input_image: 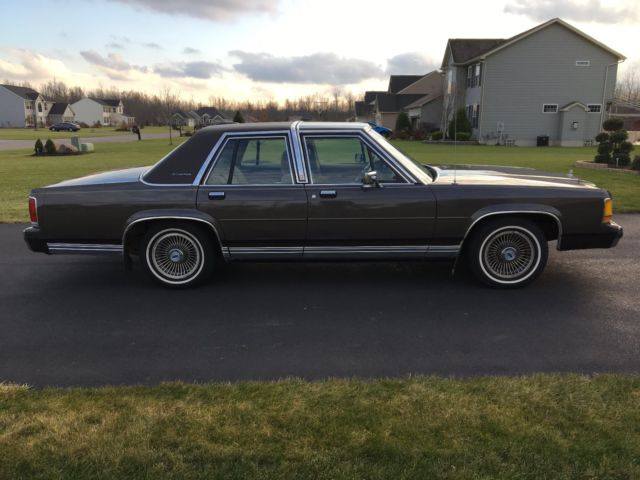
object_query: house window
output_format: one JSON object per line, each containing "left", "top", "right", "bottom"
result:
{"left": 474, "top": 64, "right": 482, "bottom": 87}
{"left": 587, "top": 104, "right": 602, "bottom": 113}
{"left": 466, "top": 66, "right": 473, "bottom": 88}
{"left": 37, "top": 103, "right": 42, "bottom": 112}
{"left": 472, "top": 104, "right": 480, "bottom": 129}
{"left": 576, "top": 60, "right": 591, "bottom": 67}
{"left": 543, "top": 104, "right": 558, "bottom": 113}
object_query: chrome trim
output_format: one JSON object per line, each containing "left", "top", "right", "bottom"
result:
{"left": 289, "top": 121, "right": 308, "bottom": 183}
{"left": 460, "top": 210, "right": 563, "bottom": 251}
{"left": 122, "top": 216, "right": 225, "bottom": 259}
{"left": 47, "top": 243, "right": 123, "bottom": 254}
{"left": 300, "top": 131, "right": 415, "bottom": 185}
{"left": 194, "top": 130, "right": 293, "bottom": 186}
{"left": 304, "top": 245, "right": 427, "bottom": 253}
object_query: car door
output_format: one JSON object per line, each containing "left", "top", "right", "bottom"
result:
{"left": 196, "top": 134, "right": 307, "bottom": 259}
{"left": 301, "top": 134, "right": 437, "bottom": 258}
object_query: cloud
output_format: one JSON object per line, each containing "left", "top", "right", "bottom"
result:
{"left": 183, "top": 47, "right": 201, "bottom": 55}
{"left": 143, "top": 42, "right": 162, "bottom": 49}
{"left": 386, "top": 52, "right": 438, "bottom": 75}
{"left": 106, "top": 0, "right": 279, "bottom": 21}
{"left": 154, "top": 61, "right": 225, "bottom": 79}
{"left": 230, "top": 51, "right": 384, "bottom": 85}
{"left": 0, "top": 49, "right": 71, "bottom": 81}
{"left": 106, "top": 42, "right": 124, "bottom": 49}
{"left": 504, "top": 0, "right": 640, "bottom": 23}
{"left": 80, "top": 50, "right": 148, "bottom": 80}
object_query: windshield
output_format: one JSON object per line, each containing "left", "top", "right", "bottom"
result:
{"left": 366, "top": 127, "right": 434, "bottom": 183}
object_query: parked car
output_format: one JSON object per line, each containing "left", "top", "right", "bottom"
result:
{"left": 367, "top": 122, "right": 392, "bottom": 137}
{"left": 49, "top": 122, "right": 80, "bottom": 132}
{"left": 24, "top": 122, "right": 622, "bottom": 288}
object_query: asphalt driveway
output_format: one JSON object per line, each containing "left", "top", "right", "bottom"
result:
{"left": 1, "top": 215, "right": 638, "bottom": 387}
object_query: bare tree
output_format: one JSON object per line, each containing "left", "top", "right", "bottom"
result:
{"left": 616, "top": 66, "right": 640, "bottom": 105}
{"left": 160, "top": 87, "right": 180, "bottom": 145}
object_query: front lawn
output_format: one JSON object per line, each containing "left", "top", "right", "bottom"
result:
{"left": 0, "top": 126, "right": 169, "bottom": 141}
{"left": 1, "top": 375, "right": 639, "bottom": 479}
{"left": 0, "top": 139, "right": 184, "bottom": 222}
{"left": 394, "top": 142, "right": 640, "bottom": 212}
{"left": 0, "top": 141, "right": 638, "bottom": 223}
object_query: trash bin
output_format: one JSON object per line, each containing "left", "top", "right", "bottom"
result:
{"left": 536, "top": 135, "right": 549, "bottom": 147}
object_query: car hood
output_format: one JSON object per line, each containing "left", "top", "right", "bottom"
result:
{"left": 46, "top": 167, "right": 148, "bottom": 188}
{"left": 430, "top": 164, "right": 598, "bottom": 189}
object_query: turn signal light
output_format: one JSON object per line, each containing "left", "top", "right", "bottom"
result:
{"left": 603, "top": 198, "right": 613, "bottom": 224}
{"left": 28, "top": 196, "right": 38, "bottom": 225}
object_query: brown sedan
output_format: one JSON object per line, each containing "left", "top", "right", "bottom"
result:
{"left": 24, "top": 122, "right": 622, "bottom": 288}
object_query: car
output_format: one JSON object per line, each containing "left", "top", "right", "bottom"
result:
{"left": 24, "top": 121, "right": 622, "bottom": 289}
{"left": 49, "top": 122, "right": 80, "bottom": 132}
{"left": 367, "top": 122, "right": 392, "bottom": 137}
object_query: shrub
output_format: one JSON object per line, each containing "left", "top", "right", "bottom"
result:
{"left": 44, "top": 139, "right": 57, "bottom": 155}
{"left": 611, "top": 154, "right": 631, "bottom": 167}
{"left": 395, "top": 112, "right": 412, "bottom": 134}
{"left": 631, "top": 155, "right": 640, "bottom": 171}
{"left": 609, "top": 130, "right": 628, "bottom": 144}
{"left": 619, "top": 141, "right": 634, "bottom": 154}
{"left": 456, "top": 132, "right": 472, "bottom": 141}
{"left": 114, "top": 122, "right": 130, "bottom": 132}
{"left": 34, "top": 139, "right": 44, "bottom": 155}
{"left": 78, "top": 122, "right": 90, "bottom": 128}
{"left": 595, "top": 132, "right": 609, "bottom": 143}
{"left": 233, "top": 110, "right": 245, "bottom": 123}
{"left": 594, "top": 154, "right": 610, "bottom": 164}
{"left": 431, "top": 131, "right": 444, "bottom": 141}
{"left": 92, "top": 121, "right": 102, "bottom": 128}
{"left": 448, "top": 108, "right": 472, "bottom": 139}
{"left": 603, "top": 118, "right": 624, "bottom": 131}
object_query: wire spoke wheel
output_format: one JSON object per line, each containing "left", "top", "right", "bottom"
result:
{"left": 148, "top": 230, "right": 203, "bottom": 283}
{"left": 481, "top": 228, "right": 537, "bottom": 281}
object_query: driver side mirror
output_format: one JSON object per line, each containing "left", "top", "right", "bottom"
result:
{"left": 362, "top": 170, "right": 382, "bottom": 189}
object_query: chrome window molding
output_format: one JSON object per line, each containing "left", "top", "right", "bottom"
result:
{"left": 290, "top": 121, "right": 308, "bottom": 183}
{"left": 194, "top": 131, "right": 295, "bottom": 186}
{"left": 300, "top": 132, "right": 414, "bottom": 185}
{"left": 460, "top": 211, "right": 563, "bottom": 250}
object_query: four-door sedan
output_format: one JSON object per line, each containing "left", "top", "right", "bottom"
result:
{"left": 49, "top": 122, "right": 80, "bottom": 132}
{"left": 24, "top": 122, "right": 622, "bottom": 288}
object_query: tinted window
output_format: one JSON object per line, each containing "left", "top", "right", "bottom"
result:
{"left": 304, "top": 137, "right": 405, "bottom": 184}
{"left": 205, "top": 137, "right": 292, "bottom": 185}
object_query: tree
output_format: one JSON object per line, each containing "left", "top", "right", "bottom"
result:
{"left": 395, "top": 112, "right": 411, "bottom": 133}
{"left": 595, "top": 117, "right": 634, "bottom": 166}
{"left": 233, "top": 110, "right": 245, "bottom": 123}
{"left": 448, "top": 108, "right": 472, "bottom": 139}
{"left": 160, "top": 87, "right": 179, "bottom": 145}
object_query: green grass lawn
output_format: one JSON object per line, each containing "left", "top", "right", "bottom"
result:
{"left": 0, "top": 138, "right": 184, "bottom": 222}
{"left": 0, "top": 140, "right": 637, "bottom": 223}
{"left": 394, "top": 142, "right": 640, "bottom": 213}
{"left": 0, "top": 126, "right": 169, "bottom": 141}
{"left": 1, "top": 375, "right": 639, "bottom": 479}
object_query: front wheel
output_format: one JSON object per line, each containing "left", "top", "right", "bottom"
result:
{"left": 466, "top": 218, "right": 548, "bottom": 288}
{"left": 140, "top": 223, "right": 215, "bottom": 288}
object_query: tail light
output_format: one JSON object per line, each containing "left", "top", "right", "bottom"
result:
{"left": 28, "top": 196, "right": 38, "bottom": 225}
{"left": 603, "top": 198, "right": 613, "bottom": 224}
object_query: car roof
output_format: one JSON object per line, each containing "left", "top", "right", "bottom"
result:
{"left": 196, "top": 121, "right": 368, "bottom": 136}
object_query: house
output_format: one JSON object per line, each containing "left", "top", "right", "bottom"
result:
{"left": 71, "top": 97, "right": 135, "bottom": 126}
{"left": 0, "top": 84, "right": 50, "bottom": 127}
{"left": 172, "top": 107, "right": 229, "bottom": 128}
{"left": 440, "top": 18, "right": 626, "bottom": 146}
{"left": 195, "top": 107, "right": 227, "bottom": 125}
{"left": 47, "top": 103, "right": 75, "bottom": 124}
{"left": 356, "top": 73, "right": 443, "bottom": 130}
{"left": 171, "top": 110, "right": 200, "bottom": 128}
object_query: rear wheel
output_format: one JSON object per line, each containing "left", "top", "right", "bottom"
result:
{"left": 140, "top": 223, "right": 215, "bottom": 288}
{"left": 467, "top": 218, "right": 548, "bottom": 288}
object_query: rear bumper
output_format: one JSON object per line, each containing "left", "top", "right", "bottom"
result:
{"left": 23, "top": 226, "right": 49, "bottom": 253}
{"left": 560, "top": 221, "right": 623, "bottom": 250}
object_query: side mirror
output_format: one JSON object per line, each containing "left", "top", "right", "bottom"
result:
{"left": 362, "top": 170, "right": 381, "bottom": 189}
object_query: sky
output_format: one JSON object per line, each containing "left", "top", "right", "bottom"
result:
{"left": 0, "top": 0, "right": 638, "bottom": 103}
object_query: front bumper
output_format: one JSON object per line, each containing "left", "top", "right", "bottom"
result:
{"left": 560, "top": 221, "right": 623, "bottom": 250}
{"left": 23, "top": 226, "right": 49, "bottom": 253}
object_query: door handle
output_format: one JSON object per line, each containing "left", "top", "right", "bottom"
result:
{"left": 208, "top": 191, "right": 226, "bottom": 200}
{"left": 319, "top": 190, "right": 337, "bottom": 199}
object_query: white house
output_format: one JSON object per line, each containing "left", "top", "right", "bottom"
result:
{"left": 71, "top": 97, "right": 135, "bottom": 126}
{"left": 0, "top": 84, "right": 50, "bottom": 128}
{"left": 47, "top": 103, "right": 76, "bottom": 124}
